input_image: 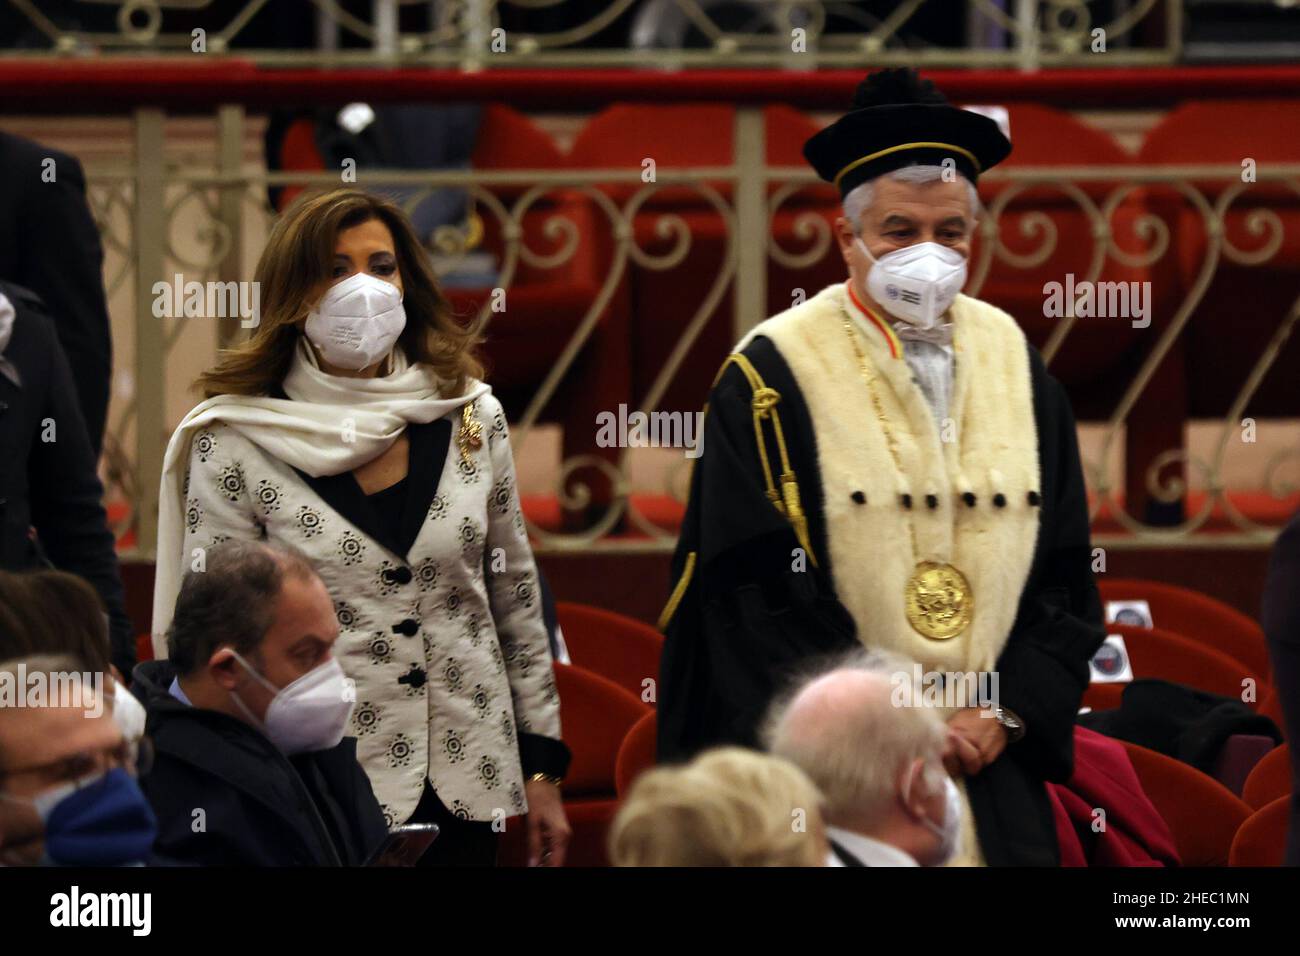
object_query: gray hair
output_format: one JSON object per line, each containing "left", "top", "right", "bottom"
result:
{"left": 843, "top": 164, "right": 981, "bottom": 235}
{"left": 166, "top": 540, "right": 321, "bottom": 675}
{"left": 762, "top": 647, "right": 948, "bottom": 825}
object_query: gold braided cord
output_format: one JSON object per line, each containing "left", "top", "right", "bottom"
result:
{"left": 703, "top": 353, "right": 819, "bottom": 566}
{"left": 657, "top": 550, "right": 697, "bottom": 632}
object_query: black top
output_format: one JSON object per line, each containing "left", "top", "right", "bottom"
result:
{"left": 270, "top": 380, "right": 450, "bottom": 563}
{"left": 366, "top": 475, "right": 411, "bottom": 555}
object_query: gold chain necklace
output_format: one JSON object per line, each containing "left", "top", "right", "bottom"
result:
{"left": 841, "top": 309, "right": 973, "bottom": 642}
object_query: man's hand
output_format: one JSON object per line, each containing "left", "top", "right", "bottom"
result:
{"left": 943, "top": 708, "right": 1009, "bottom": 777}
{"left": 524, "top": 779, "right": 571, "bottom": 867}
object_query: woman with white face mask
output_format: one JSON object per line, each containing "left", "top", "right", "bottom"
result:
{"left": 152, "top": 189, "right": 571, "bottom": 866}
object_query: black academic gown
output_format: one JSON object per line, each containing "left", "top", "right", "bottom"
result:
{"left": 657, "top": 334, "right": 1105, "bottom": 867}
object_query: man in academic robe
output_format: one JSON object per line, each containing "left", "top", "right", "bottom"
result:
{"left": 657, "top": 69, "right": 1106, "bottom": 866}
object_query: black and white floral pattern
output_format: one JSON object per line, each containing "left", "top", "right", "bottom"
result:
{"left": 337, "top": 530, "right": 366, "bottom": 566}
{"left": 216, "top": 464, "right": 245, "bottom": 502}
{"left": 254, "top": 479, "right": 283, "bottom": 516}
{"left": 194, "top": 429, "right": 217, "bottom": 462}
{"left": 185, "top": 498, "right": 203, "bottom": 534}
{"left": 296, "top": 505, "right": 324, "bottom": 538}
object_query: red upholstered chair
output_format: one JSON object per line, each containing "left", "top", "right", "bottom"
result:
{"left": 968, "top": 104, "right": 1169, "bottom": 518}
{"left": 615, "top": 710, "right": 658, "bottom": 799}
{"left": 1101, "top": 624, "right": 1266, "bottom": 706}
{"left": 1098, "top": 578, "right": 1271, "bottom": 679}
{"left": 1242, "top": 744, "right": 1292, "bottom": 810}
{"left": 1121, "top": 740, "right": 1251, "bottom": 866}
{"left": 455, "top": 106, "right": 632, "bottom": 524}
{"left": 567, "top": 104, "right": 844, "bottom": 422}
{"left": 274, "top": 117, "right": 327, "bottom": 212}
{"left": 1138, "top": 102, "right": 1300, "bottom": 443}
{"left": 1229, "top": 795, "right": 1291, "bottom": 867}
{"left": 498, "top": 663, "right": 649, "bottom": 867}
{"left": 555, "top": 601, "right": 663, "bottom": 702}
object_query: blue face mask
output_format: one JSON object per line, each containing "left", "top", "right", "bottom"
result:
{"left": 2, "top": 768, "right": 158, "bottom": 866}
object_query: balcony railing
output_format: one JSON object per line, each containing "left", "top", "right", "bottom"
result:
{"left": 72, "top": 105, "right": 1300, "bottom": 557}
{"left": 3, "top": 0, "right": 1181, "bottom": 70}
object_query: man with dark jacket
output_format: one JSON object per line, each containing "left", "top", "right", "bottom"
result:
{"left": 0, "top": 280, "right": 134, "bottom": 674}
{"left": 0, "top": 131, "right": 112, "bottom": 453}
{"left": 133, "top": 539, "right": 388, "bottom": 866}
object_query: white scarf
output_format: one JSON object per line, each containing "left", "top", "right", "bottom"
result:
{"left": 151, "top": 337, "right": 489, "bottom": 646}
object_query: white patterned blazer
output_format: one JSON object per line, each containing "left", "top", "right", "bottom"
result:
{"left": 177, "top": 391, "right": 566, "bottom": 826}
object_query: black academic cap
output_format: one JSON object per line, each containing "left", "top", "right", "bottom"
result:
{"left": 803, "top": 68, "right": 1012, "bottom": 197}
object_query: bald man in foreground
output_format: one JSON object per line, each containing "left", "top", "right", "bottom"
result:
{"left": 763, "top": 652, "right": 961, "bottom": 867}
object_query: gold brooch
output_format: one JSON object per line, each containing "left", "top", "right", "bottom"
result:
{"left": 904, "top": 561, "right": 973, "bottom": 640}
{"left": 458, "top": 401, "right": 483, "bottom": 464}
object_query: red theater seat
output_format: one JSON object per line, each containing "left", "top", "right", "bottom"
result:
{"left": 969, "top": 104, "right": 1173, "bottom": 518}
{"left": 498, "top": 663, "right": 648, "bottom": 867}
{"left": 555, "top": 601, "right": 663, "bottom": 702}
{"left": 1105, "top": 624, "right": 1266, "bottom": 705}
{"left": 615, "top": 710, "right": 658, "bottom": 799}
{"left": 1098, "top": 578, "right": 1271, "bottom": 679}
{"left": 567, "top": 104, "right": 843, "bottom": 421}
{"left": 1121, "top": 740, "right": 1251, "bottom": 866}
{"left": 1138, "top": 101, "right": 1300, "bottom": 424}
{"left": 1242, "top": 744, "right": 1291, "bottom": 810}
{"left": 1229, "top": 795, "right": 1290, "bottom": 867}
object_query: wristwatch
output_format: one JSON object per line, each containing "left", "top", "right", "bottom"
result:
{"left": 527, "top": 772, "right": 563, "bottom": 788}
{"left": 993, "top": 706, "right": 1026, "bottom": 743}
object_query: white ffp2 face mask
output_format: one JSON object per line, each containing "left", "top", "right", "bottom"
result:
{"left": 904, "top": 763, "right": 964, "bottom": 866}
{"left": 305, "top": 271, "right": 406, "bottom": 371}
{"left": 858, "top": 239, "right": 967, "bottom": 330}
{"left": 229, "top": 653, "right": 355, "bottom": 755}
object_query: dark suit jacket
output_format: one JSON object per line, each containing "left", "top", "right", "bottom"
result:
{"left": 1262, "top": 507, "right": 1300, "bottom": 866}
{"left": 0, "top": 132, "right": 111, "bottom": 454}
{"left": 0, "top": 280, "right": 134, "bottom": 672}
{"left": 133, "top": 660, "right": 389, "bottom": 867}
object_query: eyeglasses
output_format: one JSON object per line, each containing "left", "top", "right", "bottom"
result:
{"left": 0, "top": 735, "right": 155, "bottom": 785}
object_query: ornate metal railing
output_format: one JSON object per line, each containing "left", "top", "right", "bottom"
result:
{"left": 3, "top": 0, "right": 1181, "bottom": 69}
{"left": 74, "top": 106, "right": 1300, "bottom": 557}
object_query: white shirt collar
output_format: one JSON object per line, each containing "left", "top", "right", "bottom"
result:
{"left": 825, "top": 825, "right": 919, "bottom": 867}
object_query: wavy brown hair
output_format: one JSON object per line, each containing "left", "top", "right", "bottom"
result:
{"left": 196, "top": 188, "right": 482, "bottom": 398}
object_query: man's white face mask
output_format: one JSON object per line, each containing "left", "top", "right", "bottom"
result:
{"left": 903, "top": 761, "right": 963, "bottom": 866}
{"left": 857, "top": 238, "right": 967, "bottom": 330}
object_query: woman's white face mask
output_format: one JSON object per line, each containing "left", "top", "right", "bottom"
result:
{"left": 857, "top": 239, "right": 967, "bottom": 329}
{"left": 305, "top": 271, "right": 406, "bottom": 371}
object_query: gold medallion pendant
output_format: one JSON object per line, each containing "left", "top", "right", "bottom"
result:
{"left": 904, "top": 561, "right": 974, "bottom": 640}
